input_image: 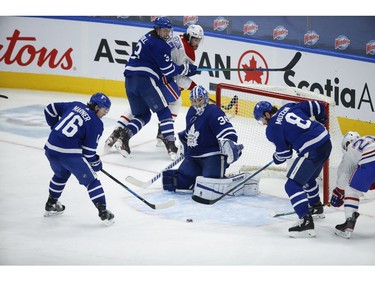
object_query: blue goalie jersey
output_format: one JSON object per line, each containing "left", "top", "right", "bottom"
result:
{"left": 266, "top": 101, "right": 330, "bottom": 164}
{"left": 182, "top": 104, "right": 238, "bottom": 158}
{"left": 44, "top": 101, "right": 103, "bottom": 162}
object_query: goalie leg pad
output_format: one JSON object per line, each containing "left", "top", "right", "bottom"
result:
{"left": 193, "top": 174, "right": 259, "bottom": 201}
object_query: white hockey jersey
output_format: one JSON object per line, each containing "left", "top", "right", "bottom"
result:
{"left": 168, "top": 34, "right": 196, "bottom": 90}
{"left": 336, "top": 135, "right": 375, "bottom": 188}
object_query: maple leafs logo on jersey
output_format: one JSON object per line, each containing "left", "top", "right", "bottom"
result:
{"left": 187, "top": 124, "right": 199, "bottom": 148}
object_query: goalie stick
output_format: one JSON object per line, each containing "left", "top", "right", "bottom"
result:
{"left": 197, "top": 52, "right": 301, "bottom": 72}
{"left": 101, "top": 169, "right": 175, "bottom": 210}
{"left": 192, "top": 160, "right": 273, "bottom": 205}
{"left": 125, "top": 154, "right": 184, "bottom": 188}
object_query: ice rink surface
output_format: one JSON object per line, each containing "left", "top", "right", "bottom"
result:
{"left": 0, "top": 88, "right": 374, "bottom": 279}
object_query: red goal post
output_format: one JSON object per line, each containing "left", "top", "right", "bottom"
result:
{"left": 216, "top": 83, "right": 343, "bottom": 204}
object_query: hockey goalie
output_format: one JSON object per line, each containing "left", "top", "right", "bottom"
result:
{"left": 161, "top": 85, "right": 260, "bottom": 201}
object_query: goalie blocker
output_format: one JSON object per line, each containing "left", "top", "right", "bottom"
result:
{"left": 193, "top": 173, "right": 259, "bottom": 201}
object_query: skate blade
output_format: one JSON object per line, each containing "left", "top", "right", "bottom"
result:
{"left": 156, "top": 139, "right": 165, "bottom": 147}
{"left": 312, "top": 213, "right": 326, "bottom": 219}
{"left": 289, "top": 229, "right": 316, "bottom": 238}
{"left": 44, "top": 210, "right": 64, "bottom": 217}
{"left": 114, "top": 141, "right": 130, "bottom": 158}
{"left": 168, "top": 152, "right": 178, "bottom": 161}
{"left": 103, "top": 218, "right": 115, "bottom": 226}
{"left": 335, "top": 229, "right": 352, "bottom": 239}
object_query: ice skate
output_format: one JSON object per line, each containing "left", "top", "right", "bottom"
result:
{"left": 288, "top": 214, "right": 316, "bottom": 238}
{"left": 309, "top": 202, "right": 325, "bottom": 219}
{"left": 44, "top": 196, "right": 65, "bottom": 217}
{"left": 165, "top": 140, "right": 178, "bottom": 160}
{"left": 335, "top": 212, "right": 360, "bottom": 239}
{"left": 95, "top": 202, "right": 115, "bottom": 226}
{"left": 156, "top": 123, "right": 166, "bottom": 147}
{"left": 114, "top": 127, "right": 131, "bottom": 157}
{"left": 104, "top": 127, "right": 124, "bottom": 151}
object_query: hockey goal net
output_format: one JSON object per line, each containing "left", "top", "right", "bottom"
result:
{"left": 216, "top": 83, "right": 343, "bottom": 204}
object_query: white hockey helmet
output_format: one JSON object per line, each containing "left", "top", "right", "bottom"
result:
{"left": 186, "top": 24, "right": 204, "bottom": 42}
{"left": 341, "top": 131, "right": 360, "bottom": 151}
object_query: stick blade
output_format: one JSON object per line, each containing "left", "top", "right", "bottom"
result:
{"left": 153, "top": 199, "right": 176, "bottom": 210}
{"left": 125, "top": 176, "right": 149, "bottom": 188}
{"left": 191, "top": 195, "right": 214, "bottom": 205}
{"left": 284, "top": 51, "right": 302, "bottom": 70}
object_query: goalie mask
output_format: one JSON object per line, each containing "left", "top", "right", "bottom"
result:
{"left": 341, "top": 131, "right": 360, "bottom": 151}
{"left": 153, "top": 17, "right": 173, "bottom": 41}
{"left": 190, "top": 85, "right": 209, "bottom": 116}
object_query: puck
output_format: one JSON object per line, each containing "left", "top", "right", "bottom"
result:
{"left": 186, "top": 218, "right": 193, "bottom": 223}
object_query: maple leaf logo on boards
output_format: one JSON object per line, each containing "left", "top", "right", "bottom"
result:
{"left": 237, "top": 50, "right": 269, "bottom": 85}
{"left": 242, "top": 56, "right": 263, "bottom": 84}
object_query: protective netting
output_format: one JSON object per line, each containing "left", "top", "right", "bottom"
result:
{"left": 216, "top": 83, "right": 343, "bottom": 203}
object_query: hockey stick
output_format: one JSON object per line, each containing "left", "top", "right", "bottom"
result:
{"left": 0, "top": 94, "right": 9, "bottom": 99}
{"left": 197, "top": 52, "right": 301, "bottom": 72}
{"left": 192, "top": 160, "right": 274, "bottom": 205}
{"left": 101, "top": 168, "right": 175, "bottom": 210}
{"left": 272, "top": 202, "right": 330, "bottom": 217}
{"left": 125, "top": 154, "right": 184, "bottom": 188}
{"left": 209, "top": 95, "right": 239, "bottom": 110}
{"left": 221, "top": 95, "right": 238, "bottom": 110}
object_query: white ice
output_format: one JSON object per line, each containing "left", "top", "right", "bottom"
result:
{"left": 0, "top": 88, "right": 374, "bottom": 279}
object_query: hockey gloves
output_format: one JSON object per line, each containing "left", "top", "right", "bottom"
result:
{"left": 181, "top": 63, "right": 198, "bottom": 77}
{"left": 89, "top": 154, "right": 102, "bottom": 172}
{"left": 330, "top": 187, "right": 345, "bottom": 207}
{"left": 219, "top": 139, "right": 244, "bottom": 164}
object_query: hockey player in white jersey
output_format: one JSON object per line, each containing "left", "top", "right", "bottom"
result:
{"left": 104, "top": 24, "right": 204, "bottom": 159}
{"left": 330, "top": 132, "right": 375, "bottom": 238}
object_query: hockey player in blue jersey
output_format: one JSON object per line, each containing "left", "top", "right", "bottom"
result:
{"left": 105, "top": 17, "right": 197, "bottom": 161}
{"left": 162, "top": 85, "right": 244, "bottom": 192}
{"left": 44, "top": 93, "right": 114, "bottom": 225}
{"left": 254, "top": 100, "right": 332, "bottom": 238}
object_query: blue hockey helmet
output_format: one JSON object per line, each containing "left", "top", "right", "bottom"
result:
{"left": 88, "top": 92, "right": 111, "bottom": 112}
{"left": 190, "top": 85, "right": 209, "bottom": 116}
{"left": 153, "top": 17, "right": 172, "bottom": 41}
{"left": 253, "top": 101, "right": 272, "bottom": 121}
{"left": 153, "top": 17, "right": 172, "bottom": 29}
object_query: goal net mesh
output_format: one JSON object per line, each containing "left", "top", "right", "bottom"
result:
{"left": 216, "top": 83, "right": 343, "bottom": 203}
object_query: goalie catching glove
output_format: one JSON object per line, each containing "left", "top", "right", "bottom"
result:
{"left": 193, "top": 173, "right": 259, "bottom": 201}
{"left": 218, "top": 139, "right": 244, "bottom": 164}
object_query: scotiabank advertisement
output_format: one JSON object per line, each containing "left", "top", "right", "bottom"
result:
{"left": 1, "top": 16, "right": 374, "bottom": 125}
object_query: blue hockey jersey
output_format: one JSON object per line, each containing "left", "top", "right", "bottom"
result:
{"left": 181, "top": 104, "right": 238, "bottom": 158}
{"left": 44, "top": 101, "right": 103, "bottom": 162}
{"left": 266, "top": 100, "right": 330, "bottom": 164}
{"left": 124, "top": 31, "right": 184, "bottom": 83}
